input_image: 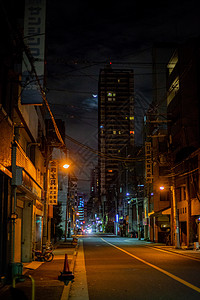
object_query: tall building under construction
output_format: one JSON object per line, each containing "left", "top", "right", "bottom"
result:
{"left": 98, "top": 65, "right": 134, "bottom": 224}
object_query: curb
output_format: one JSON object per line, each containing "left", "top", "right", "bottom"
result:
{"left": 60, "top": 242, "right": 79, "bottom": 300}
{"left": 147, "top": 244, "right": 200, "bottom": 261}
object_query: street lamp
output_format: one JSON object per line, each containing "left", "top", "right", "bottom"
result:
{"left": 63, "top": 163, "right": 70, "bottom": 169}
{"left": 61, "top": 162, "right": 72, "bottom": 241}
{"left": 159, "top": 184, "right": 180, "bottom": 248}
{"left": 61, "top": 162, "right": 71, "bottom": 236}
{"left": 46, "top": 158, "right": 71, "bottom": 244}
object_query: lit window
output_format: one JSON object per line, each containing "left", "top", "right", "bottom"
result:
{"left": 107, "top": 92, "right": 112, "bottom": 96}
{"left": 130, "top": 131, "right": 135, "bottom": 134}
{"left": 113, "top": 130, "right": 116, "bottom": 134}
{"left": 167, "top": 77, "right": 179, "bottom": 106}
{"left": 130, "top": 116, "right": 134, "bottom": 120}
{"left": 167, "top": 51, "right": 178, "bottom": 75}
{"left": 108, "top": 170, "right": 113, "bottom": 173}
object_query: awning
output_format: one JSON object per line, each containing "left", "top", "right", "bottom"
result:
{"left": 162, "top": 208, "right": 171, "bottom": 215}
{"left": 148, "top": 207, "right": 171, "bottom": 217}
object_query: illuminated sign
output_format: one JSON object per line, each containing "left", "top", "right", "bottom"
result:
{"left": 48, "top": 160, "right": 58, "bottom": 205}
{"left": 145, "top": 142, "right": 153, "bottom": 183}
{"left": 115, "top": 214, "right": 119, "bottom": 223}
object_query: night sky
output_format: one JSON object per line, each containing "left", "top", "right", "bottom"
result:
{"left": 45, "top": 0, "right": 200, "bottom": 196}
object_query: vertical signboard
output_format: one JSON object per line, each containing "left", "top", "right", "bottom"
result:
{"left": 49, "top": 160, "right": 58, "bottom": 205}
{"left": 21, "top": 0, "right": 46, "bottom": 105}
{"left": 145, "top": 142, "right": 153, "bottom": 183}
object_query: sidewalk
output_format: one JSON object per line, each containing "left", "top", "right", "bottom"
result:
{"left": 0, "top": 238, "right": 78, "bottom": 300}
{"left": 146, "top": 241, "right": 200, "bottom": 260}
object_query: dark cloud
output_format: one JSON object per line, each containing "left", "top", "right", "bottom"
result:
{"left": 47, "top": 0, "right": 199, "bottom": 59}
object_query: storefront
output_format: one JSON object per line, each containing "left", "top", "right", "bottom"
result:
{"left": 16, "top": 169, "right": 43, "bottom": 262}
{"left": 149, "top": 209, "right": 171, "bottom": 243}
{"left": 35, "top": 201, "right": 43, "bottom": 250}
{"left": 191, "top": 198, "right": 200, "bottom": 245}
{"left": 0, "top": 166, "right": 12, "bottom": 277}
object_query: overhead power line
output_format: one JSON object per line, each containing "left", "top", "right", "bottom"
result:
{"left": 65, "top": 134, "right": 145, "bottom": 162}
{"left": 0, "top": 1, "right": 67, "bottom": 154}
{"left": 11, "top": 26, "right": 145, "bottom": 163}
{"left": 19, "top": 40, "right": 145, "bottom": 162}
{"left": 19, "top": 38, "right": 67, "bottom": 153}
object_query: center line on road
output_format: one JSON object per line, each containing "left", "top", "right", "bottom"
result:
{"left": 101, "top": 238, "right": 200, "bottom": 294}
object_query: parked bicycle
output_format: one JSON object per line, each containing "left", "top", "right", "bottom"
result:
{"left": 32, "top": 248, "right": 54, "bottom": 262}
{"left": 44, "top": 241, "right": 54, "bottom": 251}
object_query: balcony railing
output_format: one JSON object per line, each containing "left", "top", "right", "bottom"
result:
{"left": 16, "top": 141, "right": 42, "bottom": 188}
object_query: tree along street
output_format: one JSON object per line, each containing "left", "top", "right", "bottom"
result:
{"left": 69, "top": 235, "right": 200, "bottom": 300}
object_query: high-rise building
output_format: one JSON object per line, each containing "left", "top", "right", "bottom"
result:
{"left": 98, "top": 65, "right": 134, "bottom": 225}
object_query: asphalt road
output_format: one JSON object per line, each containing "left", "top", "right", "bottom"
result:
{"left": 69, "top": 235, "right": 200, "bottom": 300}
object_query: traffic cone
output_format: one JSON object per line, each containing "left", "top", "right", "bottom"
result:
{"left": 63, "top": 254, "right": 70, "bottom": 272}
{"left": 58, "top": 254, "right": 74, "bottom": 281}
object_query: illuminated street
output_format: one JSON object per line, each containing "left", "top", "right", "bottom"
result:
{"left": 69, "top": 235, "right": 200, "bottom": 300}
{"left": 2, "top": 2, "right": 200, "bottom": 297}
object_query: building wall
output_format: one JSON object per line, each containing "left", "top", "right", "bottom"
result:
{"left": 167, "top": 39, "right": 200, "bottom": 161}
{"left": 165, "top": 39, "right": 200, "bottom": 246}
{"left": 0, "top": 173, "right": 11, "bottom": 276}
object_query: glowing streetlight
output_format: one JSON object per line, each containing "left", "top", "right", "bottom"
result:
{"left": 160, "top": 186, "right": 165, "bottom": 190}
{"left": 63, "top": 163, "right": 70, "bottom": 169}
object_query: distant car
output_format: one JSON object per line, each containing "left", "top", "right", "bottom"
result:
{"left": 86, "top": 228, "right": 92, "bottom": 234}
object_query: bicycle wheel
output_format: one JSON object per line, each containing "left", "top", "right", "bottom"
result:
{"left": 44, "top": 252, "right": 54, "bottom": 262}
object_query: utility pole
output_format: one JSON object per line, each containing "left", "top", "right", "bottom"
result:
{"left": 64, "top": 150, "right": 70, "bottom": 240}
{"left": 43, "top": 145, "right": 51, "bottom": 245}
{"left": 64, "top": 192, "right": 71, "bottom": 240}
{"left": 114, "top": 187, "right": 118, "bottom": 236}
{"left": 186, "top": 176, "right": 191, "bottom": 248}
{"left": 171, "top": 179, "right": 180, "bottom": 248}
{"left": 11, "top": 139, "right": 17, "bottom": 263}
{"left": 136, "top": 198, "right": 141, "bottom": 240}
{"left": 10, "top": 127, "right": 23, "bottom": 277}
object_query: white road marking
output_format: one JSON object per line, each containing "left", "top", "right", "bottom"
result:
{"left": 68, "top": 239, "right": 89, "bottom": 300}
{"left": 101, "top": 238, "right": 200, "bottom": 294}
